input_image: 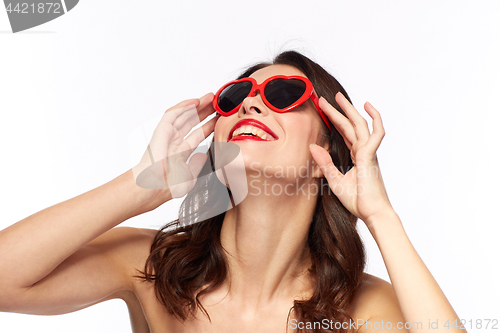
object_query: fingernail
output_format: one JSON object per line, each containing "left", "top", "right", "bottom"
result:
{"left": 309, "top": 143, "right": 317, "bottom": 148}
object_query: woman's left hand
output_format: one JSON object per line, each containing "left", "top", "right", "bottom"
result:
{"left": 309, "top": 92, "right": 394, "bottom": 227}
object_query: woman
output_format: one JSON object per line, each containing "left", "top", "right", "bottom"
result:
{"left": 0, "top": 51, "right": 464, "bottom": 332}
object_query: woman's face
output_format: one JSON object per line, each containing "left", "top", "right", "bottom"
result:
{"left": 214, "top": 64, "right": 327, "bottom": 183}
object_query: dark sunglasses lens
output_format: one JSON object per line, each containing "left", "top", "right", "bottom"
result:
{"left": 264, "top": 79, "right": 307, "bottom": 109}
{"left": 218, "top": 81, "right": 253, "bottom": 113}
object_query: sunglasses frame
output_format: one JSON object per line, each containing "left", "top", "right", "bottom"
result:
{"left": 212, "top": 75, "right": 331, "bottom": 131}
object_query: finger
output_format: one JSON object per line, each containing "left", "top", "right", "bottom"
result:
{"left": 176, "top": 94, "right": 217, "bottom": 138}
{"left": 198, "top": 92, "right": 215, "bottom": 112}
{"left": 309, "top": 143, "right": 344, "bottom": 191}
{"left": 188, "top": 152, "right": 208, "bottom": 178}
{"left": 319, "top": 97, "right": 355, "bottom": 149}
{"left": 163, "top": 92, "right": 213, "bottom": 125}
{"left": 163, "top": 98, "right": 201, "bottom": 123}
{"left": 184, "top": 114, "right": 218, "bottom": 150}
{"left": 335, "top": 92, "right": 370, "bottom": 142}
{"left": 175, "top": 105, "right": 202, "bottom": 138}
{"left": 363, "top": 101, "right": 385, "bottom": 154}
{"left": 191, "top": 92, "right": 217, "bottom": 123}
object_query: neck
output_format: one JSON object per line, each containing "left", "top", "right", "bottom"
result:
{"left": 216, "top": 176, "right": 319, "bottom": 312}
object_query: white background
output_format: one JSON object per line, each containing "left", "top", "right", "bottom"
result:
{"left": 1, "top": 1, "right": 499, "bottom": 332}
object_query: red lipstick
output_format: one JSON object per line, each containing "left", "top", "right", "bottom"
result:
{"left": 227, "top": 119, "right": 279, "bottom": 142}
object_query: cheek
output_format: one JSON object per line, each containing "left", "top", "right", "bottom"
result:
{"left": 284, "top": 113, "right": 318, "bottom": 141}
{"left": 282, "top": 115, "right": 323, "bottom": 165}
{"left": 214, "top": 117, "right": 230, "bottom": 142}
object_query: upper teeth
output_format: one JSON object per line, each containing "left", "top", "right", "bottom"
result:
{"left": 232, "top": 125, "right": 270, "bottom": 140}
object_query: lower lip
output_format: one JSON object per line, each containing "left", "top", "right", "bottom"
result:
{"left": 229, "top": 135, "right": 268, "bottom": 142}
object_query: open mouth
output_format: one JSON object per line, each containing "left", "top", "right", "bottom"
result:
{"left": 228, "top": 119, "right": 278, "bottom": 142}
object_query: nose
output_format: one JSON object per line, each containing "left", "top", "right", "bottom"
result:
{"left": 238, "top": 90, "right": 270, "bottom": 117}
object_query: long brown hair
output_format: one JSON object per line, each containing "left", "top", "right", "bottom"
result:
{"left": 138, "top": 50, "right": 365, "bottom": 332}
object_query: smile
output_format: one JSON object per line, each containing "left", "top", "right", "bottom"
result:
{"left": 228, "top": 119, "right": 278, "bottom": 142}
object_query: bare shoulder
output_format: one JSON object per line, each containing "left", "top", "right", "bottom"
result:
{"left": 350, "top": 273, "right": 398, "bottom": 315}
{"left": 87, "top": 227, "right": 157, "bottom": 276}
{"left": 349, "top": 273, "right": 407, "bottom": 331}
{"left": 87, "top": 227, "right": 156, "bottom": 333}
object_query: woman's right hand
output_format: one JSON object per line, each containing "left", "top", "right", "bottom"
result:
{"left": 133, "top": 92, "right": 218, "bottom": 200}
{"left": 0, "top": 95, "right": 218, "bottom": 318}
